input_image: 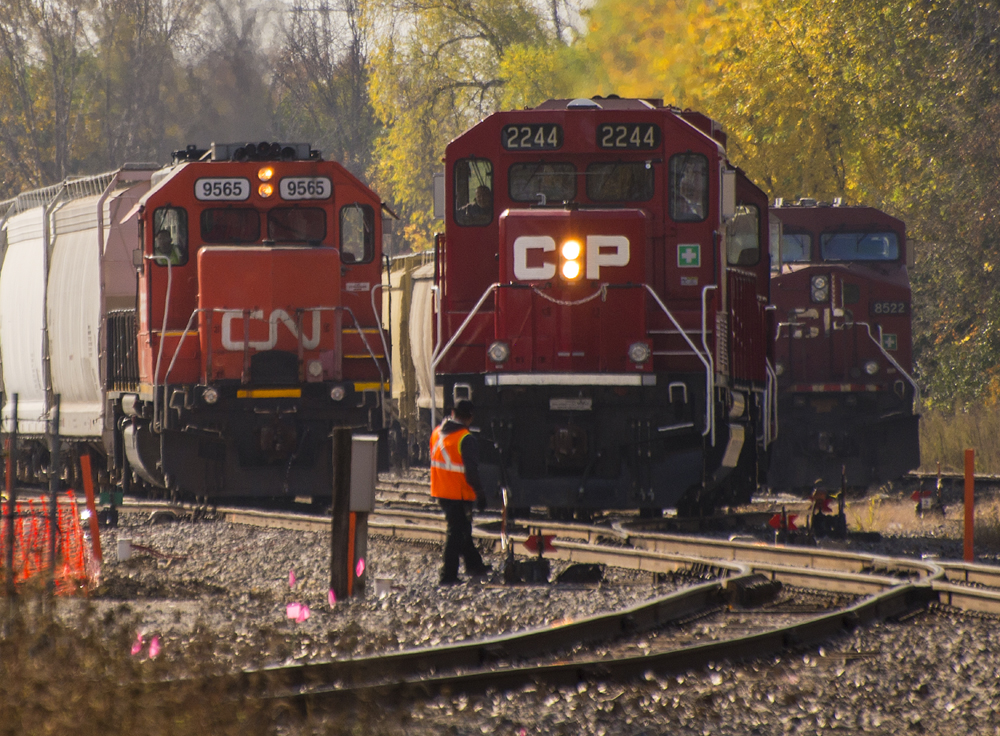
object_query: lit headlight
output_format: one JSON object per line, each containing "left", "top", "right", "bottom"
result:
{"left": 257, "top": 166, "right": 274, "bottom": 181}
{"left": 202, "top": 386, "right": 219, "bottom": 405}
{"left": 774, "top": 362, "right": 785, "bottom": 376}
{"left": 307, "top": 360, "right": 323, "bottom": 378}
{"left": 864, "top": 360, "right": 879, "bottom": 375}
{"left": 560, "top": 239, "right": 583, "bottom": 281}
{"left": 810, "top": 274, "right": 829, "bottom": 303}
{"left": 628, "top": 341, "right": 651, "bottom": 364}
{"left": 330, "top": 385, "right": 346, "bottom": 401}
{"left": 258, "top": 182, "right": 274, "bottom": 198}
{"left": 488, "top": 341, "right": 510, "bottom": 364}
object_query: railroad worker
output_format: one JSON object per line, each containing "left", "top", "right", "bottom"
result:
{"left": 430, "top": 399, "right": 492, "bottom": 585}
{"left": 153, "top": 229, "right": 185, "bottom": 266}
{"left": 459, "top": 185, "right": 492, "bottom": 225}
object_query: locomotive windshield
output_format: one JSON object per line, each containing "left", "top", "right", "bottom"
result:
{"left": 781, "top": 232, "right": 812, "bottom": 263}
{"left": 201, "top": 208, "right": 261, "bottom": 243}
{"left": 508, "top": 162, "right": 576, "bottom": 203}
{"left": 668, "top": 153, "right": 708, "bottom": 221}
{"left": 821, "top": 231, "right": 899, "bottom": 261}
{"left": 454, "top": 158, "right": 493, "bottom": 226}
{"left": 268, "top": 207, "right": 325, "bottom": 243}
{"left": 726, "top": 204, "right": 760, "bottom": 266}
{"left": 586, "top": 161, "right": 654, "bottom": 202}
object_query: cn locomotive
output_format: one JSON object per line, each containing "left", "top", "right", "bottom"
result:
{"left": 767, "top": 198, "right": 920, "bottom": 493}
{"left": 429, "top": 97, "right": 776, "bottom": 516}
{"left": 0, "top": 142, "right": 387, "bottom": 502}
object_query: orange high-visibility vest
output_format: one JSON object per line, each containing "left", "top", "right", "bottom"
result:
{"left": 430, "top": 425, "right": 476, "bottom": 501}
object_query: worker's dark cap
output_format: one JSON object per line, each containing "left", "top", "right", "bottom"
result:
{"left": 453, "top": 400, "right": 474, "bottom": 419}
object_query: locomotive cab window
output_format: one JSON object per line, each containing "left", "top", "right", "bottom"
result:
{"left": 586, "top": 161, "right": 654, "bottom": 202}
{"left": 508, "top": 162, "right": 576, "bottom": 203}
{"left": 668, "top": 153, "right": 708, "bottom": 222}
{"left": 821, "top": 231, "right": 899, "bottom": 261}
{"left": 268, "top": 207, "right": 325, "bottom": 244}
{"left": 726, "top": 204, "right": 760, "bottom": 266}
{"left": 454, "top": 158, "right": 493, "bottom": 226}
{"left": 339, "top": 203, "right": 375, "bottom": 263}
{"left": 152, "top": 207, "right": 188, "bottom": 266}
{"left": 780, "top": 232, "right": 812, "bottom": 263}
{"left": 201, "top": 208, "right": 261, "bottom": 244}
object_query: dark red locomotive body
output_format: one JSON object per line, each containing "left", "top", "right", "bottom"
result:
{"left": 113, "top": 143, "right": 387, "bottom": 500}
{"left": 434, "top": 98, "right": 775, "bottom": 514}
{"left": 768, "top": 199, "right": 920, "bottom": 492}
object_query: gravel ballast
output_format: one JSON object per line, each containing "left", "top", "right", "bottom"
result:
{"left": 55, "top": 507, "right": 1000, "bottom": 735}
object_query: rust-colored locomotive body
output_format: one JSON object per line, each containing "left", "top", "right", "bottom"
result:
{"left": 433, "top": 98, "right": 775, "bottom": 514}
{"left": 768, "top": 200, "right": 920, "bottom": 492}
{"left": 0, "top": 143, "right": 387, "bottom": 502}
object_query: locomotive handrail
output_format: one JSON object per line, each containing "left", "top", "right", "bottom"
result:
{"left": 765, "top": 358, "right": 779, "bottom": 445}
{"left": 430, "top": 282, "right": 500, "bottom": 428}
{"left": 149, "top": 254, "right": 175, "bottom": 432}
{"left": 857, "top": 321, "right": 920, "bottom": 410}
{"left": 155, "top": 303, "right": 388, "bottom": 433}
{"left": 643, "top": 284, "right": 714, "bottom": 444}
{"left": 368, "top": 283, "right": 392, "bottom": 379}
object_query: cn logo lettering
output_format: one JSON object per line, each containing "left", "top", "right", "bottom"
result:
{"left": 221, "top": 309, "right": 321, "bottom": 351}
{"left": 512, "top": 235, "right": 629, "bottom": 281}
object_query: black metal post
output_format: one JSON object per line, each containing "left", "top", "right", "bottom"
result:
{"left": 330, "top": 428, "right": 353, "bottom": 601}
{"left": 5, "top": 393, "right": 17, "bottom": 597}
{"left": 47, "top": 396, "right": 61, "bottom": 600}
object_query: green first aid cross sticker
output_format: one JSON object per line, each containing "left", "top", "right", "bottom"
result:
{"left": 678, "top": 244, "right": 700, "bottom": 268}
{"left": 882, "top": 333, "right": 898, "bottom": 351}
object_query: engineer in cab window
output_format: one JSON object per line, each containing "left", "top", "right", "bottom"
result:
{"left": 459, "top": 185, "right": 492, "bottom": 225}
{"left": 153, "top": 229, "right": 186, "bottom": 266}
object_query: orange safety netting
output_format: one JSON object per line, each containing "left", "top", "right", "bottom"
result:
{"left": 0, "top": 491, "right": 96, "bottom": 595}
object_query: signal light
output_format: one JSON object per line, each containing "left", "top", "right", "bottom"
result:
{"left": 628, "top": 342, "right": 651, "bottom": 364}
{"left": 330, "top": 385, "right": 346, "bottom": 401}
{"left": 561, "top": 239, "right": 581, "bottom": 260}
{"left": 258, "top": 166, "right": 274, "bottom": 181}
{"left": 864, "top": 360, "right": 879, "bottom": 375}
{"left": 258, "top": 182, "right": 274, "bottom": 198}
{"left": 202, "top": 386, "right": 219, "bottom": 405}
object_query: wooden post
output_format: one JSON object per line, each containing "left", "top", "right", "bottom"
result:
{"left": 964, "top": 448, "right": 975, "bottom": 562}
{"left": 79, "top": 452, "right": 103, "bottom": 566}
{"left": 329, "top": 428, "right": 353, "bottom": 600}
{"left": 5, "top": 394, "right": 17, "bottom": 597}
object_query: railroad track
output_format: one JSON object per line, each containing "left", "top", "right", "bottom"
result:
{"left": 138, "top": 502, "right": 1000, "bottom": 717}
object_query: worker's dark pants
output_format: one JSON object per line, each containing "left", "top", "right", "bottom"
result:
{"left": 438, "top": 498, "right": 485, "bottom": 579}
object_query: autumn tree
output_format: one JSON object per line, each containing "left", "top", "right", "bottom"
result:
{"left": 367, "top": 0, "right": 571, "bottom": 251}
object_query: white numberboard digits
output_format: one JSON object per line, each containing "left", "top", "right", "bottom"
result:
{"left": 280, "top": 177, "right": 332, "bottom": 201}
{"left": 196, "top": 178, "right": 251, "bottom": 201}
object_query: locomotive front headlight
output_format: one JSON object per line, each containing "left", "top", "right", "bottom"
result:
{"left": 202, "top": 386, "right": 219, "bottom": 405}
{"left": 628, "top": 341, "right": 651, "bottom": 364}
{"left": 330, "top": 385, "right": 346, "bottom": 401}
{"left": 560, "top": 239, "right": 583, "bottom": 281}
{"left": 258, "top": 182, "right": 274, "bottom": 198}
{"left": 561, "top": 261, "right": 581, "bottom": 279}
{"left": 810, "top": 274, "right": 829, "bottom": 303}
{"left": 864, "top": 360, "right": 879, "bottom": 375}
{"left": 307, "top": 360, "right": 323, "bottom": 378}
{"left": 561, "top": 239, "right": 582, "bottom": 260}
{"left": 488, "top": 341, "right": 510, "bottom": 364}
{"left": 258, "top": 166, "right": 275, "bottom": 182}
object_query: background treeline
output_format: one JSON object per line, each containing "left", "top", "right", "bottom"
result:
{"left": 1, "top": 0, "right": 995, "bottom": 464}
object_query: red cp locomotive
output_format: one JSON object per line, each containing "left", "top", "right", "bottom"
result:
{"left": 0, "top": 142, "right": 387, "bottom": 503}
{"left": 768, "top": 199, "right": 920, "bottom": 493}
{"left": 432, "top": 97, "right": 775, "bottom": 515}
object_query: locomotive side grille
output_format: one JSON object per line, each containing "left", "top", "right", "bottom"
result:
{"left": 107, "top": 309, "right": 139, "bottom": 390}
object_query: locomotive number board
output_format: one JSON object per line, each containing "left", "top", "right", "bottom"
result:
{"left": 196, "top": 178, "right": 251, "bottom": 201}
{"left": 871, "top": 300, "right": 907, "bottom": 315}
{"left": 280, "top": 177, "right": 332, "bottom": 200}
{"left": 597, "top": 123, "right": 661, "bottom": 150}
{"left": 502, "top": 124, "right": 563, "bottom": 150}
